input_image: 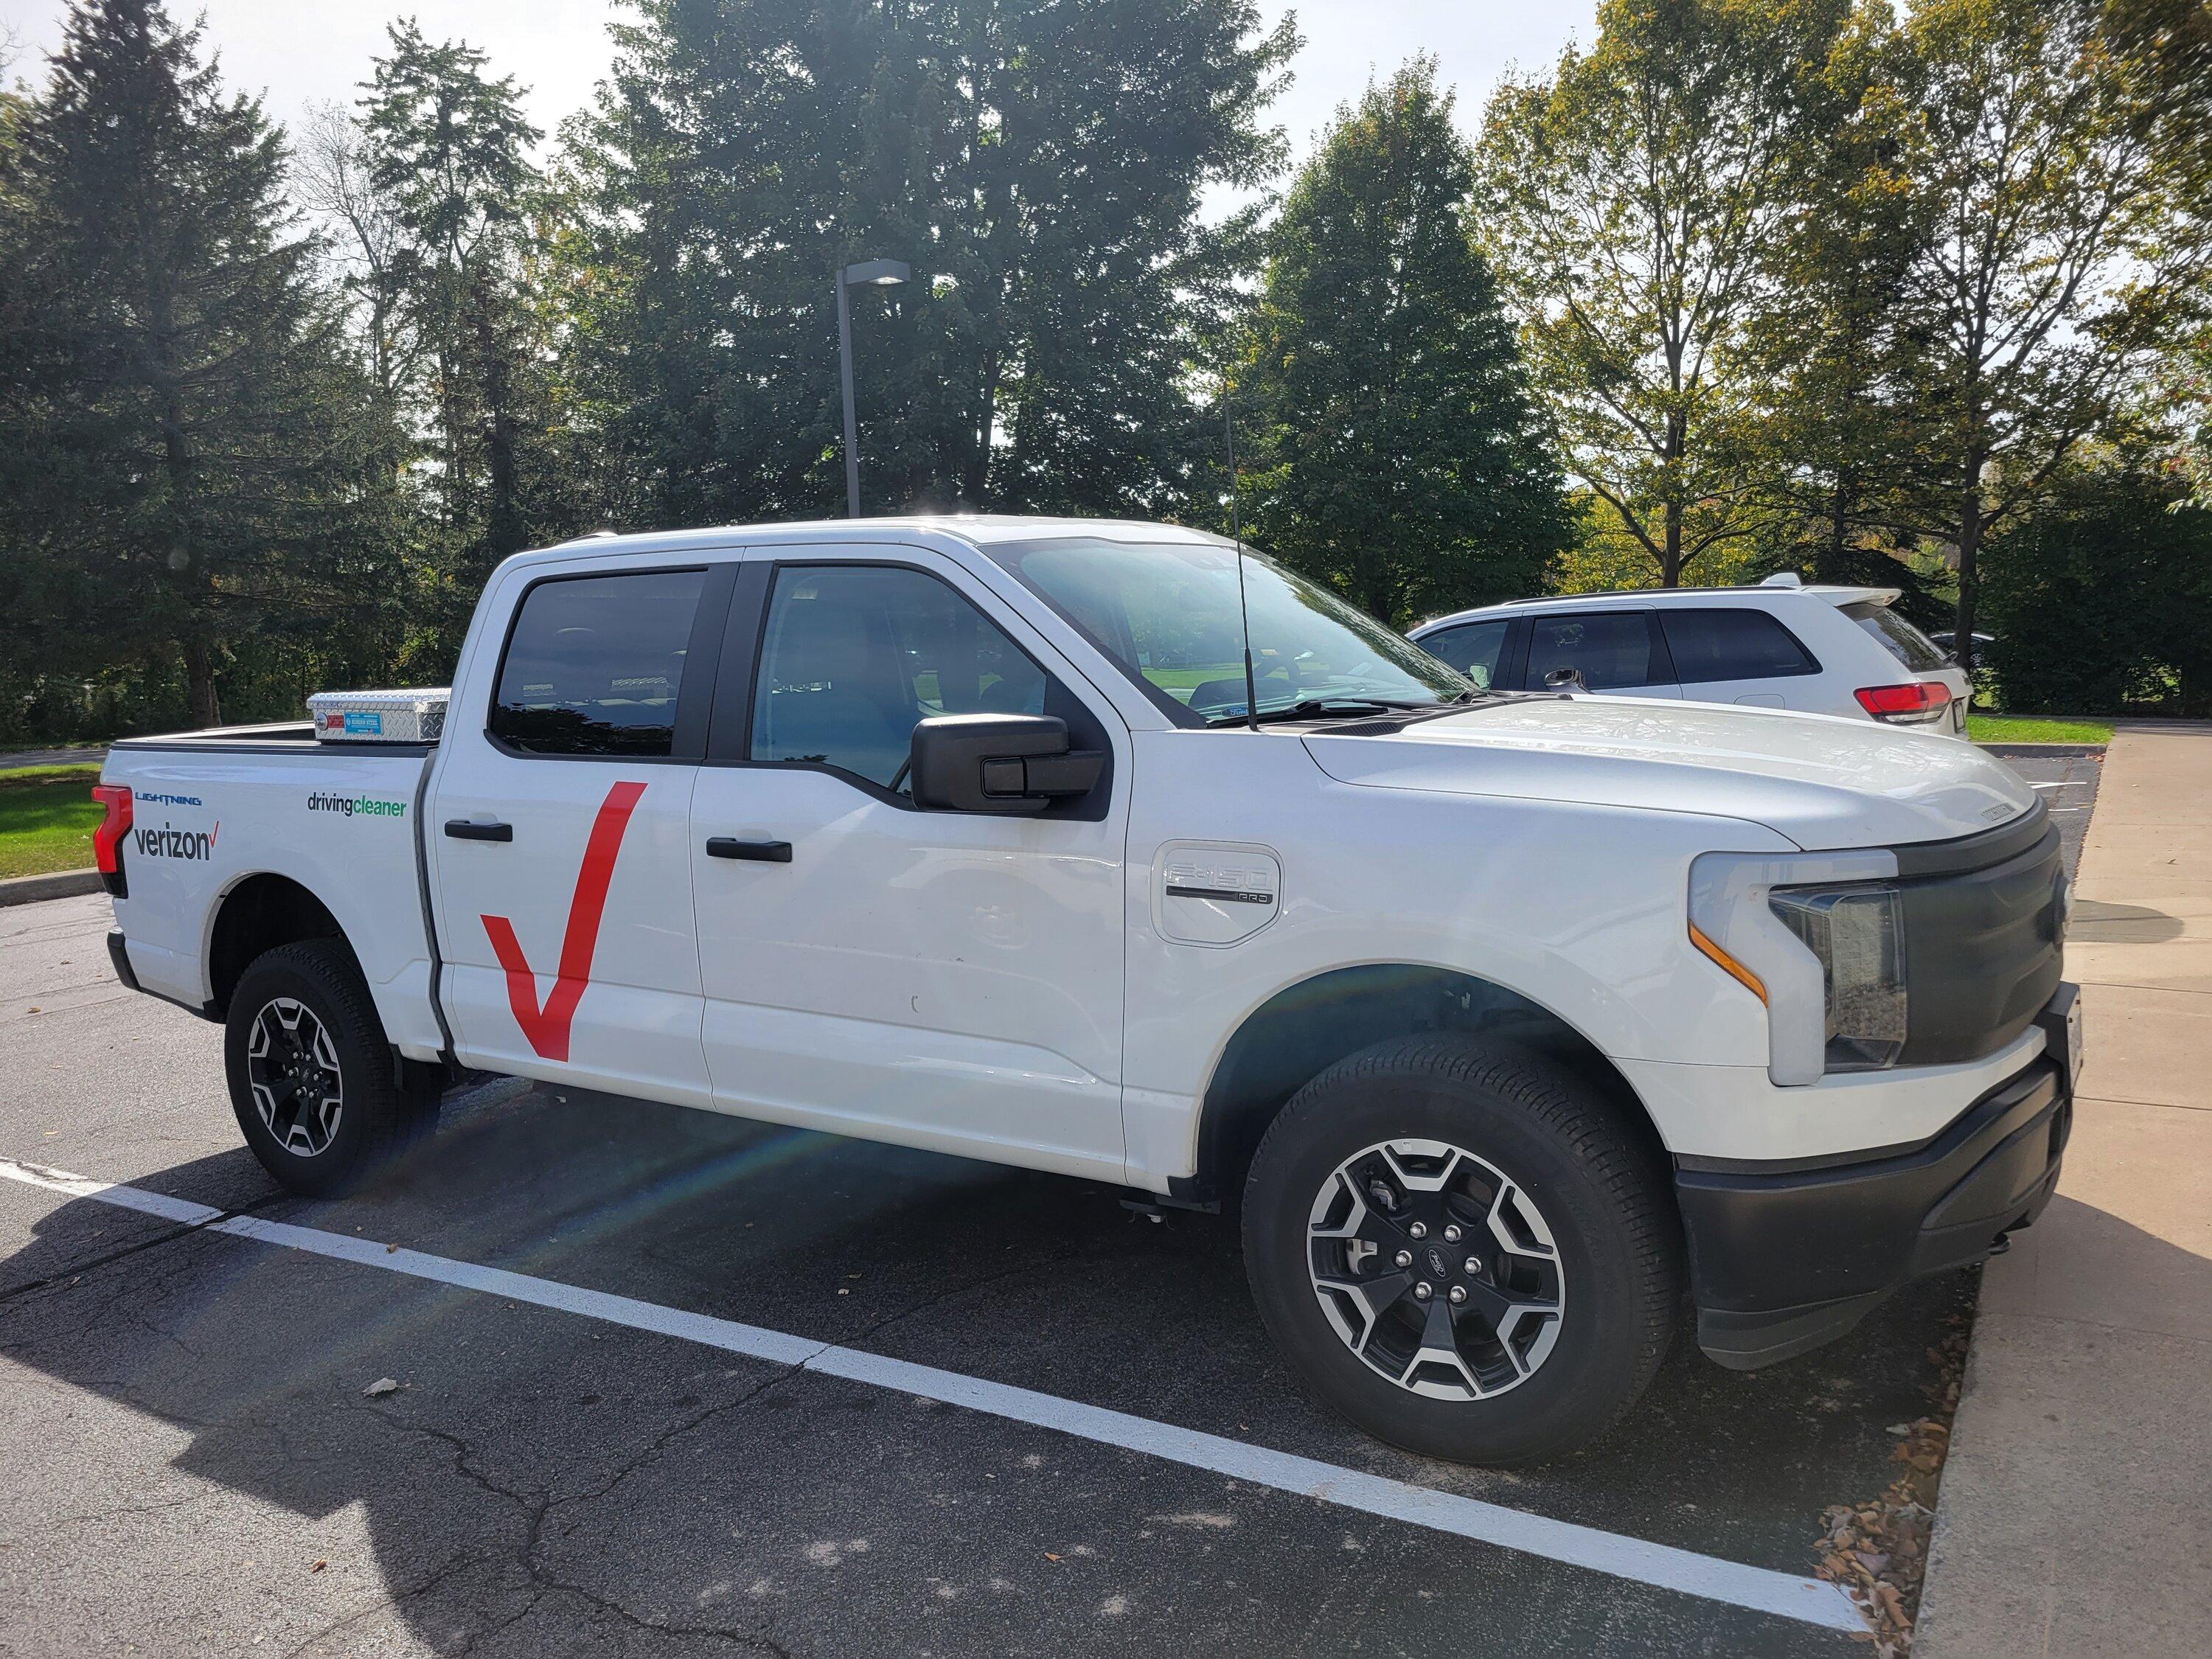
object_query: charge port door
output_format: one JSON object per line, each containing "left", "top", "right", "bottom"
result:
{"left": 1152, "top": 841, "right": 1281, "bottom": 947}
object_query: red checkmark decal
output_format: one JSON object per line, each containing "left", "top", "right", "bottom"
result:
{"left": 480, "top": 779, "right": 647, "bottom": 1062}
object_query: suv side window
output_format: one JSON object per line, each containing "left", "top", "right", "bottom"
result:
{"left": 1523, "top": 611, "right": 1660, "bottom": 691}
{"left": 490, "top": 569, "right": 708, "bottom": 756}
{"left": 1418, "top": 619, "right": 1510, "bottom": 689}
{"left": 751, "top": 565, "right": 1049, "bottom": 790}
{"left": 1659, "top": 608, "right": 1820, "bottom": 682}
{"left": 1840, "top": 601, "right": 1949, "bottom": 672}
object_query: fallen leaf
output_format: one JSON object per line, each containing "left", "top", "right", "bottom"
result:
{"left": 385, "top": 1242, "right": 399, "bottom": 1253}
{"left": 309, "top": 1559, "right": 327, "bottom": 1574}
{"left": 1044, "top": 1553, "right": 1061, "bottom": 1562}
{"left": 363, "top": 1377, "right": 400, "bottom": 1398}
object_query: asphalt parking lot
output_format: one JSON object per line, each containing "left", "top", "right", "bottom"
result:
{"left": 0, "top": 751, "right": 2095, "bottom": 1657}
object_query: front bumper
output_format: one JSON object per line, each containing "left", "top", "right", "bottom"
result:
{"left": 1676, "top": 1031, "right": 2072, "bottom": 1370}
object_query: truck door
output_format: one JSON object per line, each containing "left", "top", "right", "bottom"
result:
{"left": 427, "top": 560, "right": 733, "bottom": 1107}
{"left": 688, "top": 549, "right": 1130, "bottom": 1180}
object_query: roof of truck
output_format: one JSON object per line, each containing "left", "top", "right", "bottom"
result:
{"left": 543, "top": 515, "right": 1228, "bottom": 558}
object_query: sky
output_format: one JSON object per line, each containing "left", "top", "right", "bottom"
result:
{"left": 0, "top": 1, "right": 1596, "bottom": 164}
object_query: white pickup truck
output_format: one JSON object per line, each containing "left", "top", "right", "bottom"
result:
{"left": 95, "top": 517, "right": 2079, "bottom": 1464}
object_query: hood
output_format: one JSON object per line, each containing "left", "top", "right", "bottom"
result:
{"left": 1301, "top": 697, "right": 2035, "bottom": 850}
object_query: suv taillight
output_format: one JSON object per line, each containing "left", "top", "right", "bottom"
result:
{"left": 1854, "top": 681, "right": 1953, "bottom": 726}
{"left": 91, "top": 784, "right": 133, "bottom": 892}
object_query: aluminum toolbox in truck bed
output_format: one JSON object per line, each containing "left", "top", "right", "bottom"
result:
{"left": 307, "top": 688, "right": 450, "bottom": 744}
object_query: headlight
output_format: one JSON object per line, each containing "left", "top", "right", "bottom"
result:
{"left": 1767, "top": 883, "right": 1907, "bottom": 1072}
{"left": 1688, "top": 848, "right": 1903, "bottom": 1085}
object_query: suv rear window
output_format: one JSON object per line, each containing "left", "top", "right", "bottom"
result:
{"left": 490, "top": 569, "right": 706, "bottom": 756}
{"left": 1841, "top": 602, "right": 1948, "bottom": 672}
{"left": 1658, "top": 608, "right": 1819, "bottom": 683}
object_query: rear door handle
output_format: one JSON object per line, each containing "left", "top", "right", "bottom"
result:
{"left": 444, "top": 820, "right": 513, "bottom": 843}
{"left": 706, "top": 837, "right": 792, "bottom": 863}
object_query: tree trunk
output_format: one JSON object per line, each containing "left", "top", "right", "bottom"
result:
{"left": 1953, "top": 456, "right": 1986, "bottom": 681}
{"left": 184, "top": 636, "right": 221, "bottom": 729}
{"left": 1660, "top": 495, "right": 1683, "bottom": 586}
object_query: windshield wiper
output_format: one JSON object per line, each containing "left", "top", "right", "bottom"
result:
{"left": 1208, "top": 697, "right": 1436, "bottom": 727}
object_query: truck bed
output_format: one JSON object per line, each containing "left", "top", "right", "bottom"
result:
{"left": 100, "top": 730, "right": 446, "bottom": 1061}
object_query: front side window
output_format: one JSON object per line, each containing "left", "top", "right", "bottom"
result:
{"left": 1417, "top": 620, "right": 1510, "bottom": 689}
{"left": 751, "top": 565, "right": 1048, "bottom": 789}
{"left": 1659, "top": 608, "right": 1820, "bottom": 683}
{"left": 1523, "top": 612, "right": 1658, "bottom": 691}
{"left": 490, "top": 569, "right": 706, "bottom": 756}
{"left": 989, "top": 536, "right": 1470, "bottom": 724}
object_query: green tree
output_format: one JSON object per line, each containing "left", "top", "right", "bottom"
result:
{"left": 0, "top": 0, "right": 396, "bottom": 726}
{"left": 1890, "top": 0, "right": 2212, "bottom": 675}
{"left": 1743, "top": 4, "right": 1945, "bottom": 598}
{"left": 558, "top": 0, "right": 1295, "bottom": 526}
{"left": 1241, "top": 60, "right": 1567, "bottom": 625}
{"left": 1476, "top": 0, "right": 1851, "bottom": 586}
{"left": 1983, "top": 456, "right": 2212, "bottom": 714}
{"left": 360, "top": 21, "right": 571, "bottom": 643}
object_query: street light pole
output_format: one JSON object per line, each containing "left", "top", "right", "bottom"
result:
{"left": 835, "top": 258, "right": 911, "bottom": 518}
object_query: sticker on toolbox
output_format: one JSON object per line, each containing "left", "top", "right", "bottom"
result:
{"left": 344, "top": 710, "right": 383, "bottom": 736}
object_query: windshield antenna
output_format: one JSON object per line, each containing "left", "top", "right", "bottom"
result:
{"left": 1223, "top": 371, "right": 1259, "bottom": 731}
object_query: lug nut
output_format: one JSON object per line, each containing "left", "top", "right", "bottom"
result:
{"left": 1413, "top": 1282, "right": 1432, "bottom": 1301}
{"left": 1464, "top": 1256, "right": 1482, "bottom": 1276}
{"left": 1394, "top": 1250, "right": 1413, "bottom": 1270}
{"left": 1408, "top": 1221, "right": 1428, "bottom": 1240}
{"left": 1442, "top": 1224, "right": 1461, "bottom": 1243}
{"left": 1448, "top": 1285, "right": 1467, "bottom": 1305}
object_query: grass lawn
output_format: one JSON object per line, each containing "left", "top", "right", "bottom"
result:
{"left": 0, "top": 763, "right": 104, "bottom": 879}
{"left": 1966, "top": 713, "right": 2115, "bottom": 745}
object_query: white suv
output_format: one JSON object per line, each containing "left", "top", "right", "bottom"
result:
{"left": 1408, "top": 577, "right": 1972, "bottom": 736}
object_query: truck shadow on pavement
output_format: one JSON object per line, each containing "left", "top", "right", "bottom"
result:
{"left": 1, "top": 1082, "right": 1978, "bottom": 1656}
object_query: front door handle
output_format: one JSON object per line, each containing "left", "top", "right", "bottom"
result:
{"left": 706, "top": 837, "right": 792, "bottom": 863}
{"left": 444, "top": 820, "right": 513, "bottom": 843}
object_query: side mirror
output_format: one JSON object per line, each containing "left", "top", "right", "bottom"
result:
{"left": 1543, "top": 666, "right": 1587, "bottom": 693}
{"left": 910, "top": 714, "right": 1105, "bottom": 814}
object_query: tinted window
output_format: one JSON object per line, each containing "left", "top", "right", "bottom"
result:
{"left": 1418, "top": 620, "right": 1510, "bottom": 689}
{"left": 491, "top": 570, "right": 706, "bottom": 756}
{"left": 1843, "top": 601, "right": 1948, "bottom": 672}
{"left": 1524, "top": 612, "right": 1658, "bottom": 691}
{"left": 1659, "top": 608, "right": 1819, "bottom": 683}
{"left": 751, "top": 566, "right": 1048, "bottom": 789}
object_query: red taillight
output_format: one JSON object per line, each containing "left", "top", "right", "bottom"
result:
{"left": 91, "top": 784, "right": 133, "bottom": 874}
{"left": 1854, "top": 681, "right": 1954, "bottom": 725}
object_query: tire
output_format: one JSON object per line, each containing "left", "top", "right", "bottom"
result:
{"left": 1241, "top": 1036, "right": 1680, "bottom": 1467}
{"left": 223, "top": 939, "right": 438, "bottom": 1197}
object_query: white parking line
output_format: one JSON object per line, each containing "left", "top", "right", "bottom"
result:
{"left": 0, "top": 1155, "right": 1863, "bottom": 1634}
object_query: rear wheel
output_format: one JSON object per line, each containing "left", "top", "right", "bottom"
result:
{"left": 223, "top": 939, "right": 437, "bottom": 1196}
{"left": 1242, "top": 1037, "right": 1680, "bottom": 1466}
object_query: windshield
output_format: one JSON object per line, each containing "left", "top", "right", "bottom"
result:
{"left": 988, "top": 536, "right": 1472, "bottom": 725}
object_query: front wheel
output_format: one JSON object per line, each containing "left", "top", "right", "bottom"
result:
{"left": 223, "top": 939, "right": 437, "bottom": 1196}
{"left": 1242, "top": 1037, "right": 1680, "bottom": 1466}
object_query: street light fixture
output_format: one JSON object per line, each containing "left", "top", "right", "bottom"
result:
{"left": 836, "top": 258, "right": 911, "bottom": 518}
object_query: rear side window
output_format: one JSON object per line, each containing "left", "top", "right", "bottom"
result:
{"left": 490, "top": 570, "right": 706, "bottom": 756}
{"left": 1418, "top": 620, "right": 1510, "bottom": 689}
{"left": 751, "top": 565, "right": 1048, "bottom": 790}
{"left": 1523, "top": 612, "right": 1659, "bottom": 690}
{"left": 1659, "top": 608, "right": 1820, "bottom": 683}
{"left": 1842, "top": 601, "right": 1948, "bottom": 672}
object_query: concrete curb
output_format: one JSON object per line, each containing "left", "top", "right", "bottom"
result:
{"left": 0, "top": 869, "right": 102, "bottom": 908}
{"left": 1976, "top": 742, "right": 2107, "bottom": 758}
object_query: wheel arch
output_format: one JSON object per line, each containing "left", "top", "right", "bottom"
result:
{"left": 206, "top": 872, "right": 350, "bottom": 1016}
{"left": 1181, "top": 964, "right": 1671, "bottom": 1206}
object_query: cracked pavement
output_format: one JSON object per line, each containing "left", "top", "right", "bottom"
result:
{"left": 0, "top": 869, "right": 2038, "bottom": 1657}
